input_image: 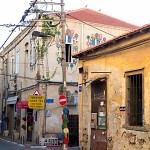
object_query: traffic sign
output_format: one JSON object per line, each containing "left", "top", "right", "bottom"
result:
{"left": 28, "top": 95, "right": 45, "bottom": 109}
{"left": 63, "top": 128, "right": 69, "bottom": 134}
{"left": 63, "top": 117, "right": 69, "bottom": 124}
{"left": 64, "top": 138, "right": 69, "bottom": 144}
{"left": 62, "top": 114, "right": 65, "bottom": 120}
{"left": 45, "top": 99, "right": 54, "bottom": 103}
{"left": 59, "top": 95, "right": 67, "bottom": 106}
{"left": 63, "top": 107, "right": 69, "bottom": 115}
{"left": 33, "top": 89, "right": 40, "bottom": 95}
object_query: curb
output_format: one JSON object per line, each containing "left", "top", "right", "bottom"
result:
{"left": 24, "top": 145, "right": 60, "bottom": 148}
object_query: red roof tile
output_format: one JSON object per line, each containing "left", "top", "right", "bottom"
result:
{"left": 66, "top": 8, "right": 139, "bottom": 29}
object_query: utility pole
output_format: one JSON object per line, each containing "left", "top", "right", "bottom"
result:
{"left": 61, "top": 0, "right": 66, "bottom": 96}
{"left": 33, "top": 0, "right": 67, "bottom": 147}
{"left": 60, "top": 1, "right": 67, "bottom": 150}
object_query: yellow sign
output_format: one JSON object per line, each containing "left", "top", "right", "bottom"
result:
{"left": 28, "top": 95, "right": 45, "bottom": 109}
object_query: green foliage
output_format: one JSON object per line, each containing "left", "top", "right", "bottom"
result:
{"left": 35, "top": 14, "right": 59, "bottom": 81}
{"left": 36, "top": 14, "right": 58, "bottom": 59}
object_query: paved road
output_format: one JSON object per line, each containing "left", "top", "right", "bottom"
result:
{"left": 0, "top": 138, "right": 59, "bottom": 150}
{"left": 0, "top": 138, "right": 80, "bottom": 150}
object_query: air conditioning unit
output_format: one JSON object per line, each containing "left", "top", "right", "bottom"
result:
{"left": 67, "top": 94, "right": 78, "bottom": 106}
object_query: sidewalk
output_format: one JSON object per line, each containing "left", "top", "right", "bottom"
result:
{"left": 0, "top": 135, "right": 80, "bottom": 149}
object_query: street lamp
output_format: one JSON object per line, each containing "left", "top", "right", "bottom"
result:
{"left": 32, "top": 31, "right": 53, "bottom": 38}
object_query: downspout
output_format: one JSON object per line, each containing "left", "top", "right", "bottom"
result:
{"left": 0, "top": 56, "right": 5, "bottom": 133}
{"left": 5, "top": 58, "right": 8, "bottom": 130}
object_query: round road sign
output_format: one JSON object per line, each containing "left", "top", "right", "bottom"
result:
{"left": 59, "top": 95, "right": 67, "bottom": 106}
{"left": 63, "top": 127, "right": 69, "bottom": 134}
{"left": 64, "top": 137, "right": 69, "bottom": 144}
{"left": 63, "top": 107, "right": 69, "bottom": 115}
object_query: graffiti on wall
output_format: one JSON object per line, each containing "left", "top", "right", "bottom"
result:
{"left": 110, "top": 104, "right": 124, "bottom": 130}
{"left": 122, "top": 131, "right": 146, "bottom": 147}
{"left": 86, "top": 33, "right": 106, "bottom": 47}
{"left": 55, "top": 29, "right": 78, "bottom": 70}
{"left": 107, "top": 100, "right": 125, "bottom": 140}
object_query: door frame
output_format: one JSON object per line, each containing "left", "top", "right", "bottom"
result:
{"left": 90, "top": 78, "right": 107, "bottom": 150}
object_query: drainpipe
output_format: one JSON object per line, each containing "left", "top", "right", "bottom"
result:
{"left": 0, "top": 56, "right": 8, "bottom": 131}
{"left": 5, "top": 58, "right": 8, "bottom": 130}
{"left": 0, "top": 56, "right": 5, "bottom": 133}
{"left": 0, "top": 56, "right": 5, "bottom": 111}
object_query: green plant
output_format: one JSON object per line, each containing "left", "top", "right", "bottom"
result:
{"left": 36, "top": 15, "right": 58, "bottom": 60}
{"left": 36, "top": 15, "right": 59, "bottom": 81}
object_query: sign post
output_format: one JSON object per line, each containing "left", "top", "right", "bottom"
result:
{"left": 59, "top": 95, "right": 69, "bottom": 149}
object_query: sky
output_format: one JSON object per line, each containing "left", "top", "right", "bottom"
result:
{"left": 0, "top": 0, "right": 149, "bottom": 50}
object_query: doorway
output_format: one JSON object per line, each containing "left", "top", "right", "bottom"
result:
{"left": 68, "top": 115, "right": 79, "bottom": 146}
{"left": 91, "top": 79, "right": 107, "bottom": 150}
{"left": 27, "top": 109, "right": 33, "bottom": 141}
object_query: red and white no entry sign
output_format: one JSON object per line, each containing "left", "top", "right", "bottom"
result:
{"left": 59, "top": 95, "right": 67, "bottom": 106}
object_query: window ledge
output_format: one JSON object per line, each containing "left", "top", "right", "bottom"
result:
{"left": 123, "top": 124, "right": 149, "bottom": 132}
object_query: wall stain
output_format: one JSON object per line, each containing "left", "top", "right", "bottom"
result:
{"left": 122, "top": 131, "right": 146, "bottom": 147}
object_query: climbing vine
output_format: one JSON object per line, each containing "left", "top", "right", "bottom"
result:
{"left": 37, "top": 14, "right": 58, "bottom": 59}
{"left": 36, "top": 14, "right": 60, "bottom": 80}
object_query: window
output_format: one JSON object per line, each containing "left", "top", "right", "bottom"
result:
{"left": 65, "top": 35, "right": 72, "bottom": 62}
{"left": 65, "top": 44, "right": 71, "bottom": 62}
{"left": 65, "top": 35, "right": 72, "bottom": 44}
{"left": 16, "top": 51, "right": 20, "bottom": 74}
{"left": 30, "top": 39, "right": 36, "bottom": 66}
{"left": 10, "top": 55, "right": 15, "bottom": 75}
{"left": 91, "top": 39, "right": 100, "bottom": 46}
{"left": 126, "top": 70, "right": 143, "bottom": 126}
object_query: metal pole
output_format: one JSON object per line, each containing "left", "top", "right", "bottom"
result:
{"left": 0, "top": 56, "right": 6, "bottom": 133}
{"left": 60, "top": 0, "right": 67, "bottom": 150}
{"left": 12, "top": 133, "right": 14, "bottom": 142}
{"left": 21, "top": 135, "right": 24, "bottom": 144}
{"left": 5, "top": 58, "right": 8, "bottom": 130}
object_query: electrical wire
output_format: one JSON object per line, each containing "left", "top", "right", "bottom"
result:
{"left": 0, "top": 0, "right": 38, "bottom": 51}
{"left": 0, "top": 73, "right": 37, "bottom": 81}
{"left": 1, "top": 0, "right": 51, "bottom": 56}
{"left": 0, "top": 23, "right": 51, "bottom": 28}
{"left": 2, "top": 23, "right": 36, "bottom": 56}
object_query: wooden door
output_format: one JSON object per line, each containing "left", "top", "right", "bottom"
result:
{"left": 68, "top": 115, "right": 79, "bottom": 146}
{"left": 91, "top": 80, "right": 107, "bottom": 150}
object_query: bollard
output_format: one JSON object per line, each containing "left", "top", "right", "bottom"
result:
{"left": 11, "top": 133, "right": 14, "bottom": 142}
{"left": 21, "top": 136, "right": 24, "bottom": 144}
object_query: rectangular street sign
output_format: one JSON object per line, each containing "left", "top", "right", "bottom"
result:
{"left": 28, "top": 95, "right": 45, "bottom": 109}
{"left": 45, "top": 99, "right": 54, "bottom": 103}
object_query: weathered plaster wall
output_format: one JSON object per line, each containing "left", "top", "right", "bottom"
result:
{"left": 79, "top": 34, "right": 150, "bottom": 149}
{"left": 45, "top": 84, "right": 78, "bottom": 133}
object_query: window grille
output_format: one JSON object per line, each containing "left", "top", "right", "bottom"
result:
{"left": 126, "top": 72, "right": 143, "bottom": 126}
